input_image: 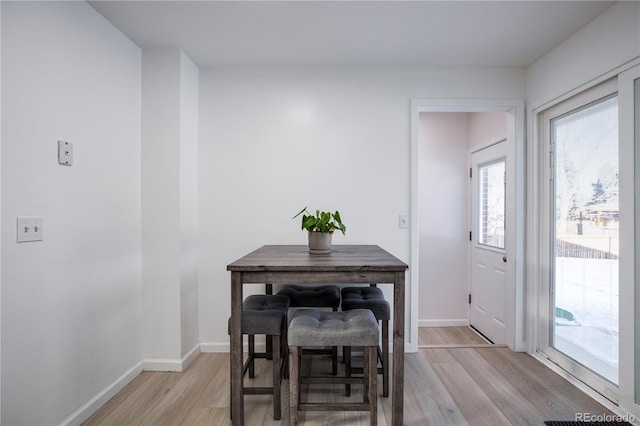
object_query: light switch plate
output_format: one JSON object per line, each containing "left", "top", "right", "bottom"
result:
{"left": 58, "top": 140, "right": 73, "bottom": 166}
{"left": 17, "top": 217, "right": 43, "bottom": 243}
{"left": 399, "top": 214, "right": 409, "bottom": 229}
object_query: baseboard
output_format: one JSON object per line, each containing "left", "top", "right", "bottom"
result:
{"left": 418, "top": 319, "right": 469, "bottom": 327}
{"left": 59, "top": 344, "right": 201, "bottom": 425}
{"left": 143, "top": 343, "right": 201, "bottom": 372}
{"left": 200, "top": 341, "right": 267, "bottom": 353}
{"left": 58, "top": 361, "right": 144, "bottom": 426}
{"left": 200, "top": 342, "right": 230, "bottom": 353}
{"left": 180, "top": 344, "right": 201, "bottom": 370}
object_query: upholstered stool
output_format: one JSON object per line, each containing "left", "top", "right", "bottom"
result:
{"left": 341, "top": 286, "right": 390, "bottom": 397}
{"left": 228, "top": 294, "right": 289, "bottom": 420}
{"left": 276, "top": 284, "right": 340, "bottom": 309}
{"left": 288, "top": 309, "right": 378, "bottom": 426}
{"left": 277, "top": 284, "right": 340, "bottom": 374}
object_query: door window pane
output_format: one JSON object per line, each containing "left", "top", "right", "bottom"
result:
{"left": 478, "top": 160, "right": 505, "bottom": 249}
{"left": 552, "top": 94, "right": 619, "bottom": 384}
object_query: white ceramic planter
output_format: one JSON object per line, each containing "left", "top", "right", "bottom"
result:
{"left": 308, "top": 231, "right": 332, "bottom": 254}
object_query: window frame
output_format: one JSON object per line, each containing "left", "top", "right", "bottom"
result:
{"left": 477, "top": 158, "right": 506, "bottom": 251}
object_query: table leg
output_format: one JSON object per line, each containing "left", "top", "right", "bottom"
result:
{"left": 231, "top": 272, "right": 244, "bottom": 425}
{"left": 392, "top": 272, "right": 405, "bottom": 426}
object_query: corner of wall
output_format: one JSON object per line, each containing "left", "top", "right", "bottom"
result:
{"left": 140, "top": 48, "right": 201, "bottom": 361}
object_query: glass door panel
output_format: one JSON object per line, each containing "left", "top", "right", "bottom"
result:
{"left": 552, "top": 94, "right": 619, "bottom": 385}
{"left": 479, "top": 160, "right": 505, "bottom": 249}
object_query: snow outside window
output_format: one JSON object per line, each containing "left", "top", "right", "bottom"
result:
{"left": 478, "top": 160, "right": 505, "bottom": 250}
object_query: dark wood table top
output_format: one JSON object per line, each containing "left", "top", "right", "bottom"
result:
{"left": 227, "top": 244, "right": 408, "bottom": 273}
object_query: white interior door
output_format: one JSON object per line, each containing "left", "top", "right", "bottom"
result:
{"left": 470, "top": 141, "right": 507, "bottom": 344}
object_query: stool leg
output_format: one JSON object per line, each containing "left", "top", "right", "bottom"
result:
{"left": 368, "top": 346, "right": 378, "bottom": 426}
{"left": 265, "top": 285, "right": 274, "bottom": 359}
{"left": 266, "top": 335, "right": 273, "bottom": 360}
{"left": 297, "top": 348, "right": 302, "bottom": 404}
{"left": 344, "top": 346, "right": 351, "bottom": 396}
{"left": 248, "top": 334, "right": 255, "bottom": 378}
{"left": 289, "top": 346, "right": 299, "bottom": 426}
{"left": 282, "top": 317, "right": 289, "bottom": 380}
{"left": 382, "top": 319, "right": 389, "bottom": 397}
{"left": 332, "top": 307, "right": 338, "bottom": 375}
{"left": 363, "top": 346, "right": 369, "bottom": 404}
{"left": 273, "top": 335, "right": 281, "bottom": 420}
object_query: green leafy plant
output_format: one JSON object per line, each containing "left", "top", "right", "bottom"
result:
{"left": 293, "top": 207, "right": 346, "bottom": 235}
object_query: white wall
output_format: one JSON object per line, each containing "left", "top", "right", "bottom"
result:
{"left": 141, "top": 49, "right": 182, "bottom": 362}
{"left": 527, "top": 1, "right": 640, "bottom": 109}
{"left": 141, "top": 49, "right": 199, "bottom": 364}
{"left": 468, "top": 112, "right": 507, "bottom": 150}
{"left": 179, "top": 52, "right": 200, "bottom": 359}
{"left": 418, "top": 112, "right": 470, "bottom": 325}
{"left": 198, "top": 67, "right": 525, "bottom": 348}
{"left": 1, "top": 2, "right": 142, "bottom": 424}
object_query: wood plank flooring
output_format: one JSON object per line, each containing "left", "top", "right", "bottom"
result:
{"left": 418, "top": 325, "right": 489, "bottom": 346}
{"left": 83, "top": 327, "right": 612, "bottom": 425}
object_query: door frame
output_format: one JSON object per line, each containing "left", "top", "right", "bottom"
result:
{"left": 410, "top": 98, "right": 526, "bottom": 352}
{"left": 620, "top": 64, "right": 639, "bottom": 416}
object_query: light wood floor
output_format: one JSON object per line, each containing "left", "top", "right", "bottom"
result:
{"left": 418, "top": 325, "right": 490, "bottom": 347}
{"left": 83, "top": 327, "right": 612, "bottom": 425}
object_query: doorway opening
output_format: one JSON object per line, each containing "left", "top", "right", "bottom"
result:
{"left": 409, "top": 99, "right": 525, "bottom": 353}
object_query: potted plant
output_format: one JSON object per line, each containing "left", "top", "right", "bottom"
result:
{"left": 293, "top": 207, "right": 346, "bottom": 254}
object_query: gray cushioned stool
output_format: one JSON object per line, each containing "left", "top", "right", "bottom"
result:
{"left": 341, "top": 286, "right": 390, "bottom": 397}
{"left": 288, "top": 309, "right": 378, "bottom": 426}
{"left": 277, "top": 285, "right": 340, "bottom": 374}
{"left": 276, "top": 285, "right": 340, "bottom": 309}
{"left": 228, "top": 294, "right": 289, "bottom": 420}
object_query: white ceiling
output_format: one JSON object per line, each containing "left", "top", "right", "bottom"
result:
{"left": 89, "top": 0, "right": 614, "bottom": 69}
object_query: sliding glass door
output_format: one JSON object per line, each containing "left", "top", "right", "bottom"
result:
{"left": 542, "top": 78, "right": 621, "bottom": 399}
{"left": 537, "top": 64, "right": 639, "bottom": 413}
{"left": 551, "top": 93, "right": 619, "bottom": 385}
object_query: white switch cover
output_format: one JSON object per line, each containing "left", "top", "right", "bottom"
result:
{"left": 399, "top": 215, "right": 409, "bottom": 229}
{"left": 17, "top": 217, "right": 43, "bottom": 243}
{"left": 58, "top": 140, "right": 73, "bottom": 166}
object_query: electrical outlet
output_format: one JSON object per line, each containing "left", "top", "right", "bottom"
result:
{"left": 58, "top": 140, "right": 73, "bottom": 166}
{"left": 17, "top": 217, "right": 43, "bottom": 243}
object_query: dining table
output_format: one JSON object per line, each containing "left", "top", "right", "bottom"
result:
{"left": 227, "top": 244, "right": 408, "bottom": 425}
